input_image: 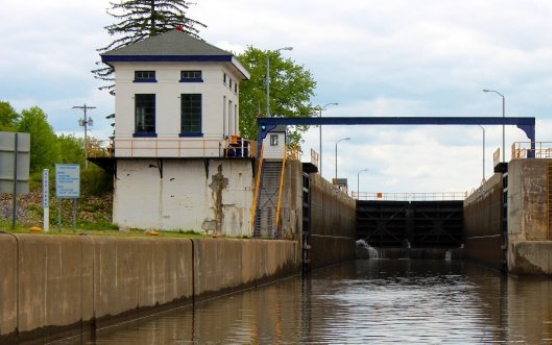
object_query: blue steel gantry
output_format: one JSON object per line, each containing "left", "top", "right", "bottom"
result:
{"left": 257, "top": 116, "right": 536, "bottom": 158}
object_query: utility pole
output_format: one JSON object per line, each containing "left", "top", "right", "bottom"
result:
{"left": 73, "top": 104, "right": 96, "bottom": 168}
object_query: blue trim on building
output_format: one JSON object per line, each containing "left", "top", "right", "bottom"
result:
{"left": 179, "top": 78, "right": 204, "bottom": 83}
{"left": 133, "top": 79, "right": 158, "bottom": 83}
{"left": 133, "top": 132, "right": 158, "bottom": 138}
{"left": 179, "top": 132, "right": 203, "bottom": 137}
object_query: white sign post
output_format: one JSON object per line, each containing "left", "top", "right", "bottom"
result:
{"left": 42, "top": 169, "right": 49, "bottom": 232}
{"left": 55, "top": 164, "right": 80, "bottom": 232}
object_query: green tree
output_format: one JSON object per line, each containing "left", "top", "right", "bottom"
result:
{"left": 57, "top": 134, "right": 85, "bottom": 166}
{"left": 237, "top": 47, "right": 317, "bottom": 150}
{"left": 93, "top": 0, "right": 206, "bottom": 93}
{"left": 17, "top": 107, "right": 61, "bottom": 173}
{"left": 0, "top": 101, "right": 20, "bottom": 131}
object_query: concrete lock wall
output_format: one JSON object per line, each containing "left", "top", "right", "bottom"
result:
{"left": 507, "top": 159, "right": 552, "bottom": 274}
{"left": 0, "top": 234, "right": 300, "bottom": 344}
{"left": 277, "top": 160, "right": 303, "bottom": 240}
{"left": 192, "top": 239, "right": 299, "bottom": 296}
{"left": 507, "top": 159, "right": 551, "bottom": 242}
{"left": 463, "top": 173, "right": 505, "bottom": 270}
{"left": 309, "top": 174, "right": 357, "bottom": 268}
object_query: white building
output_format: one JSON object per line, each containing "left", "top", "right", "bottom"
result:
{"left": 99, "top": 29, "right": 255, "bottom": 235}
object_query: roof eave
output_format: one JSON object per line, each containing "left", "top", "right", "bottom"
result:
{"left": 101, "top": 54, "right": 234, "bottom": 63}
{"left": 232, "top": 56, "right": 250, "bottom": 80}
{"left": 100, "top": 54, "right": 251, "bottom": 80}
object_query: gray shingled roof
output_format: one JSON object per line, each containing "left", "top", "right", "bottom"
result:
{"left": 101, "top": 29, "right": 249, "bottom": 79}
{"left": 102, "top": 29, "right": 232, "bottom": 57}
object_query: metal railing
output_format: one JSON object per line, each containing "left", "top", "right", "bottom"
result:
{"left": 85, "top": 137, "right": 257, "bottom": 159}
{"left": 352, "top": 191, "right": 467, "bottom": 201}
{"left": 512, "top": 142, "right": 552, "bottom": 159}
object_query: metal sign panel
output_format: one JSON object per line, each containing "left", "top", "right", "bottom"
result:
{"left": 55, "top": 164, "right": 80, "bottom": 198}
{"left": 0, "top": 132, "right": 30, "bottom": 194}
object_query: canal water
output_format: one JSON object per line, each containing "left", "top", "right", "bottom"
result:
{"left": 55, "top": 258, "right": 552, "bottom": 344}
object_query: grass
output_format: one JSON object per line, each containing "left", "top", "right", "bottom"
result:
{"left": 1, "top": 192, "right": 212, "bottom": 239}
{"left": 1, "top": 222, "right": 211, "bottom": 239}
{"left": 0, "top": 171, "right": 221, "bottom": 239}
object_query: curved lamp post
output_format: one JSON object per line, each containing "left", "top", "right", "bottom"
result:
{"left": 315, "top": 102, "right": 338, "bottom": 176}
{"left": 357, "top": 168, "right": 369, "bottom": 199}
{"left": 335, "top": 137, "right": 350, "bottom": 185}
{"left": 266, "top": 47, "right": 293, "bottom": 117}
{"left": 478, "top": 125, "right": 485, "bottom": 183}
{"left": 483, "top": 89, "right": 505, "bottom": 162}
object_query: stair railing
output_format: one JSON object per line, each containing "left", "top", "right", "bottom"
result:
{"left": 274, "top": 145, "right": 288, "bottom": 237}
{"left": 249, "top": 144, "right": 265, "bottom": 236}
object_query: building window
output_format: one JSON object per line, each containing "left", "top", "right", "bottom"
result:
{"left": 234, "top": 83, "right": 238, "bottom": 93}
{"left": 134, "top": 71, "right": 156, "bottom": 82}
{"left": 270, "top": 134, "right": 279, "bottom": 146}
{"left": 134, "top": 94, "right": 156, "bottom": 136}
{"left": 180, "top": 94, "right": 202, "bottom": 136}
{"left": 223, "top": 73, "right": 227, "bottom": 84}
{"left": 180, "top": 70, "right": 203, "bottom": 82}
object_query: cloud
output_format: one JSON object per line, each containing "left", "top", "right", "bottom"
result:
{"left": 3, "top": 0, "right": 552, "bottom": 195}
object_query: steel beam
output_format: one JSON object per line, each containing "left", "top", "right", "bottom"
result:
{"left": 257, "top": 116, "right": 536, "bottom": 157}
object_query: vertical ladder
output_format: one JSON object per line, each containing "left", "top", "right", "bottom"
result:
{"left": 501, "top": 170, "right": 509, "bottom": 272}
{"left": 302, "top": 171, "right": 312, "bottom": 274}
{"left": 546, "top": 163, "right": 552, "bottom": 239}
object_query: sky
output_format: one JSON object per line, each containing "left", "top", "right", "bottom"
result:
{"left": 2, "top": 0, "right": 552, "bottom": 197}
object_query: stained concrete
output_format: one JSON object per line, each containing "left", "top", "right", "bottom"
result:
{"left": 508, "top": 241, "right": 552, "bottom": 275}
{"left": 309, "top": 174, "right": 356, "bottom": 268}
{"left": 0, "top": 235, "right": 300, "bottom": 344}
{"left": 465, "top": 159, "right": 552, "bottom": 274}
{"left": 0, "top": 235, "right": 17, "bottom": 341}
{"left": 464, "top": 173, "right": 505, "bottom": 270}
{"left": 507, "top": 159, "right": 552, "bottom": 274}
{"left": 508, "top": 159, "right": 550, "bottom": 242}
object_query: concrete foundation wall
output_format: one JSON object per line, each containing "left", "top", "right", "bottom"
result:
{"left": 507, "top": 159, "right": 552, "bottom": 274}
{"left": 508, "top": 241, "right": 552, "bottom": 274}
{"left": 0, "top": 234, "right": 300, "bottom": 344}
{"left": 114, "top": 158, "right": 255, "bottom": 236}
{"left": 508, "top": 159, "right": 551, "bottom": 242}
{"left": 309, "top": 174, "right": 356, "bottom": 268}
{"left": 460, "top": 158, "right": 552, "bottom": 275}
{"left": 463, "top": 173, "right": 504, "bottom": 270}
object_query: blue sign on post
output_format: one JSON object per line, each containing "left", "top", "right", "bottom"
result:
{"left": 55, "top": 164, "right": 80, "bottom": 198}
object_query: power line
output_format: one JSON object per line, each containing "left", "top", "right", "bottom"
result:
{"left": 72, "top": 104, "right": 96, "bottom": 168}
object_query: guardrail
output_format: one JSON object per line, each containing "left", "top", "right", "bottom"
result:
{"left": 352, "top": 192, "right": 467, "bottom": 201}
{"left": 85, "top": 138, "right": 257, "bottom": 159}
{"left": 512, "top": 142, "right": 552, "bottom": 159}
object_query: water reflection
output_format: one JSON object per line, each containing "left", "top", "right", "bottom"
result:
{"left": 56, "top": 260, "right": 552, "bottom": 344}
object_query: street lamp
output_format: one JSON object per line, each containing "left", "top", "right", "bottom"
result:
{"left": 483, "top": 89, "right": 505, "bottom": 162}
{"left": 335, "top": 137, "right": 350, "bottom": 185}
{"left": 478, "top": 125, "right": 485, "bottom": 184}
{"left": 266, "top": 47, "right": 293, "bottom": 117}
{"left": 315, "top": 102, "right": 338, "bottom": 176}
{"left": 357, "top": 168, "right": 369, "bottom": 199}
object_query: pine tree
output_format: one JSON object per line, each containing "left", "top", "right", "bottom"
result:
{"left": 93, "top": 0, "right": 206, "bottom": 94}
